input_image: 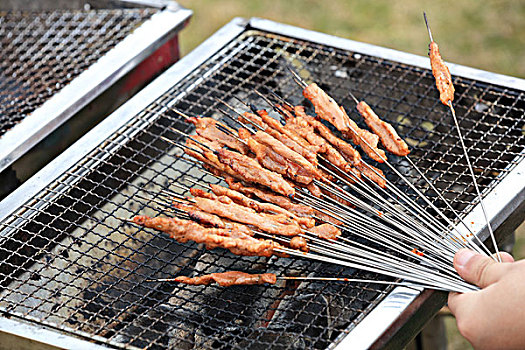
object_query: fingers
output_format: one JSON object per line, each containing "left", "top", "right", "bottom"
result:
{"left": 495, "top": 251, "right": 514, "bottom": 263}
{"left": 453, "top": 249, "right": 510, "bottom": 288}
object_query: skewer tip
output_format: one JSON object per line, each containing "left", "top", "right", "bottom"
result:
{"left": 348, "top": 91, "right": 360, "bottom": 105}
{"left": 422, "top": 12, "right": 433, "bottom": 42}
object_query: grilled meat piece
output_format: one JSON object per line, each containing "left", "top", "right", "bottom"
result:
{"left": 189, "top": 116, "right": 249, "bottom": 154}
{"left": 133, "top": 216, "right": 283, "bottom": 257}
{"left": 429, "top": 41, "right": 454, "bottom": 105}
{"left": 172, "top": 201, "right": 256, "bottom": 234}
{"left": 216, "top": 148, "right": 295, "bottom": 197}
{"left": 306, "top": 117, "right": 362, "bottom": 166}
{"left": 210, "top": 183, "right": 315, "bottom": 228}
{"left": 183, "top": 139, "right": 242, "bottom": 181}
{"left": 306, "top": 182, "right": 323, "bottom": 198}
{"left": 246, "top": 137, "right": 314, "bottom": 184}
{"left": 355, "top": 162, "right": 386, "bottom": 188}
{"left": 225, "top": 178, "right": 314, "bottom": 218}
{"left": 302, "top": 83, "right": 386, "bottom": 162}
{"left": 193, "top": 197, "right": 302, "bottom": 236}
{"left": 356, "top": 102, "right": 409, "bottom": 156}
{"left": 313, "top": 210, "right": 343, "bottom": 227}
{"left": 173, "top": 201, "right": 225, "bottom": 228}
{"left": 302, "top": 83, "right": 353, "bottom": 132}
{"left": 252, "top": 131, "right": 322, "bottom": 180}
{"left": 310, "top": 224, "right": 341, "bottom": 240}
{"left": 288, "top": 107, "right": 329, "bottom": 153}
{"left": 289, "top": 236, "right": 308, "bottom": 252}
{"left": 257, "top": 109, "right": 318, "bottom": 165}
{"left": 172, "top": 271, "right": 277, "bottom": 286}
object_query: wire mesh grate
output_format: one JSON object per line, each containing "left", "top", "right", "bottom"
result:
{"left": 0, "top": 7, "right": 158, "bottom": 137}
{"left": 0, "top": 30, "right": 523, "bottom": 349}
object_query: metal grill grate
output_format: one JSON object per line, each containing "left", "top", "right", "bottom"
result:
{"left": 0, "top": 29, "right": 523, "bottom": 349}
{"left": 0, "top": 7, "right": 158, "bottom": 137}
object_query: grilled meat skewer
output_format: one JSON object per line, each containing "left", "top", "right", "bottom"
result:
{"left": 163, "top": 271, "right": 277, "bottom": 286}
{"left": 350, "top": 96, "right": 410, "bottom": 157}
{"left": 133, "top": 215, "right": 285, "bottom": 257}
{"left": 302, "top": 83, "right": 386, "bottom": 162}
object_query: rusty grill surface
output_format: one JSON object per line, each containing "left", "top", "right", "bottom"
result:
{"left": 0, "top": 7, "right": 158, "bottom": 137}
{"left": 0, "top": 29, "right": 524, "bottom": 349}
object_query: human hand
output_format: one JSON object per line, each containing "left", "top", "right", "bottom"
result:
{"left": 448, "top": 248, "right": 525, "bottom": 350}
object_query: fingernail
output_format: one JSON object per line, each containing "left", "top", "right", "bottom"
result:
{"left": 455, "top": 249, "right": 476, "bottom": 268}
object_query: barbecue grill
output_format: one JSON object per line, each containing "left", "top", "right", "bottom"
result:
{"left": 0, "top": 0, "right": 192, "bottom": 196}
{"left": 0, "top": 17, "right": 523, "bottom": 349}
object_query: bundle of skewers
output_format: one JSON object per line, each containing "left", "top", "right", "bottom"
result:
{"left": 122, "top": 14, "right": 500, "bottom": 293}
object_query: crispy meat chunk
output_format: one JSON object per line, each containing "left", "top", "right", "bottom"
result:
{"left": 193, "top": 197, "right": 302, "bottom": 236}
{"left": 310, "top": 224, "right": 341, "bottom": 240}
{"left": 287, "top": 107, "right": 328, "bottom": 153}
{"left": 225, "top": 178, "right": 314, "bottom": 218}
{"left": 133, "top": 216, "right": 283, "bottom": 257}
{"left": 216, "top": 148, "right": 295, "bottom": 197}
{"left": 247, "top": 138, "right": 314, "bottom": 184}
{"left": 189, "top": 116, "right": 249, "bottom": 154}
{"left": 303, "top": 83, "right": 353, "bottom": 132}
{"left": 355, "top": 162, "right": 386, "bottom": 189}
{"left": 289, "top": 236, "right": 308, "bottom": 252}
{"left": 306, "top": 182, "right": 323, "bottom": 198}
{"left": 302, "top": 83, "right": 386, "bottom": 162}
{"left": 173, "top": 271, "right": 277, "bottom": 286}
{"left": 429, "top": 41, "right": 454, "bottom": 105}
{"left": 210, "top": 184, "right": 315, "bottom": 228}
{"left": 356, "top": 102, "right": 409, "bottom": 156}
{"left": 306, "top": 117, "right": 362, "bottom": 166}
{"left": 257, "top": 109, "right": 318, "bottom": 165}
{"left": 253, "top": 131, "right": 322, "bottom": 180}
{"left": 313, "top": 210, "right": 343, "bottom": 227}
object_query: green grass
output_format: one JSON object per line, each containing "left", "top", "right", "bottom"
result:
{"left": 175, "top": 2, "right": 525, "bottom": 348}
{"left": 177, "top": 0, "right": 525, "bottom": 78}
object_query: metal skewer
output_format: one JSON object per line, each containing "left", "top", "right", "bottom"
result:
{"left": 423, "top": 12, "right": 501, "bottom": 261}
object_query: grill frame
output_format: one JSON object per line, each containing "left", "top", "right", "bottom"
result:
{"left": 0, "top": 0, "right": 192, "bottom": 173}
{"left": 0, "top": 17, "right": 523, "bottom": 349}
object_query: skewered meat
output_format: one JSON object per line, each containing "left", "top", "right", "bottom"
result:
{"left": 307, "top": 182, "right": 323, "bottom": 198}
{"left": 189, "top": 116, "right": 249, "bottom": 154}
{"left": 310, "top": 224, "right": 341, "bottom": 240}
{"left": 225, "top": 178, "right": 314, "bottom": 218}
{"left": 313, "top": 210, "right": 343, "bottom": 227}
{"left": 193, "top": 197, "right": 302, "bottom": 236}
{"left": 252, "top": 131, "right": 323, "bottom": 180}
{"left": 355, "top": 162, "right": 386, "bottom": 189}
{"left": 241, "top": 111, "right": 266, "bottom": 129}
{"left": 289, "top": 236, "right": 308, "bottom": 252}
{"left": 355, "top": 102, "right": 410, "bottom": 156}
{"left": 245, "top": 137, "right": 314, "bottom": 184}
{"left": 302, "top": 83, "right": 353, "bottom": 132}
{"left": 257, "top": 109, "right": 318, "bottom": 164}
{"left": 210, "top": 184, "right": 315, "bottom": 228}
{"left": 302, "top": 83, "right": 386, "bottom": 162}
{"left": 172, "top": 271, "right": 277, "bottom": 286}
{"left": 189, "top": 188, "right": 216, "bottom": 200}
{"left": 287, "top": 108, "right": 329, "bottom": 153}
{"left": 428, "top": 41, "right": 454, "bottom": 105}
{"left": 183, "top": 139, "right": 241, "bottom": 181}
{"left": 216, "top": 148, "right": 295, "bottom": 197}
{"left": 306, "top": 117, "right": 362, "bottom": 166}
{"left": 172, "top": 201, "right": 256, "bottom": 234}
{"left": 173, "top": 201, "right": 225, "bottom": 228}
{"left": 133, "top": 216, "right": 283, "bottom": 257}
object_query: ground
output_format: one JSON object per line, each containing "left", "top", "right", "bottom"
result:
{"left": 175, "top": 1, "right": 525, "bottom": 348}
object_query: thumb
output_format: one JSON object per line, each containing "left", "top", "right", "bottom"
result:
{"left": 453, "top": 249, "right": 510, "bottom": 288}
